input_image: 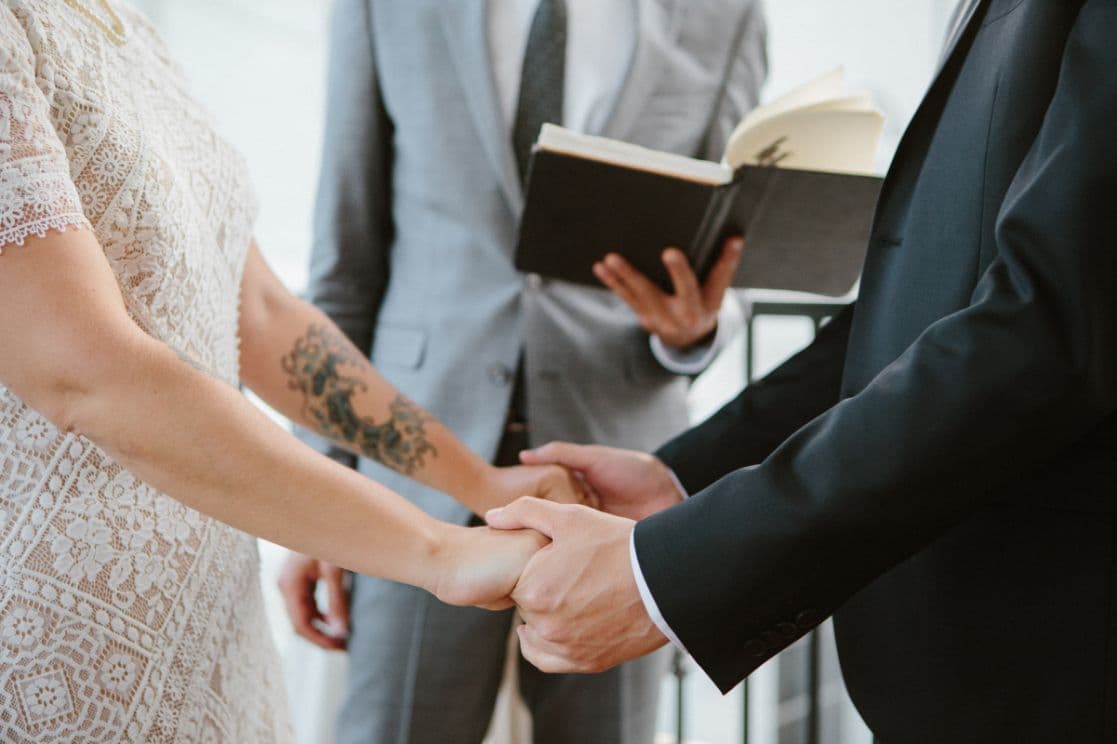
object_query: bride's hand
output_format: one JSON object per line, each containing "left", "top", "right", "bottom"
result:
{"left": 487, "top": 464, "right": 598, "bottom": 509}
{"left": 431, "top": 525, "right": 548, "bottom": 610}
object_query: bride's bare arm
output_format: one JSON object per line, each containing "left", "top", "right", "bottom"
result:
{"left": 237, "top": 243, "right": 584, "bottom": 514}
{"left": 0, "top": 229, "right": 543, "bottom": 607}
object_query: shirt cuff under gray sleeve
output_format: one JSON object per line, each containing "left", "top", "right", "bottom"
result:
{"left": 649, "top": 296, "right": 741, "bottom": 375}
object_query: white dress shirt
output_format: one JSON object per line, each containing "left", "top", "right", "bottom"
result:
{"left": 487, "top": 0, "right": 636, "bottom": 136}
{"left": 629, "top": 472, "right": 692, "bottom": 653}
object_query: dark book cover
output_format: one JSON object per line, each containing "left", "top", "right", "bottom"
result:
{"left": 515, "top": 149, "right": 883, "bottom": 297}
{"left": 514, "top": 150, "right": 717, "bottom": 292}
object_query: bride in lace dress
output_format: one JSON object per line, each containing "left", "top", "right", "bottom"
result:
{"left": 0, "top": 1, "right": 584, "bottom": 741}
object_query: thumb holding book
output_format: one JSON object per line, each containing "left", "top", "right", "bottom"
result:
{"left": 593, "top": 236, "right": 744, "bottom": 349}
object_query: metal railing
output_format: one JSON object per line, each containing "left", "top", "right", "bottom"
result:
{"left": 670, "top": 294, "right": 848, "bottom": 744}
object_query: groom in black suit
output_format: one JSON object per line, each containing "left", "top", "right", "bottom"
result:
{"left": 486, "top": 0, "right": 1117, "bottom": 740}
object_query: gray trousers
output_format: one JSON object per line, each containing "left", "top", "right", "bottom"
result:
{"left": 335, "top": 576, "right": 669, "bottom": 744}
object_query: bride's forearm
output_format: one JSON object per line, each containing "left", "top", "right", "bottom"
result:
{"left": 238, "top": 245, "right": 510, "bottom": 513}
{"left": 70, "top": 332, "right": 453, "bottom": 590}
{"left": 0, "top": 230, "right": 530, "bottom": 601}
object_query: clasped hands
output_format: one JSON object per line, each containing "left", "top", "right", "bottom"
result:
{"left": 279, "top": 446, "right": 685, "bottom": 672}
{"left": 486, "top": 444, "right": 687, "bottom": 673}
{"left": 280, "top": 242, "right": 740, "bottom": 664}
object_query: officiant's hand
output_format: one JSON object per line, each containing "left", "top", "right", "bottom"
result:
{"left": 486, "top": 498, "right": 668, "bottom": 673}
{"left": 594, "top": 236, "right": 743, "bottom": 348}
{"left": 279, "top": 553, "right": 350, "bottom": 651}
{"left": 520, "top": 443, "right": 683, "bottom": 521}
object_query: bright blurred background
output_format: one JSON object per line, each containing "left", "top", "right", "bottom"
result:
{"left": 128, "top": 1, "right": 957, "bottom": 741}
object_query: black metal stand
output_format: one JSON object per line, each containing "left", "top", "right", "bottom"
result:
{"left": 807, "top": 630, "right": 821, "bottom": 744}
{"left": 741, "top": 294, "right": 847, "bottom": 744}
{"left": 673, "top": 650, "right": 687, "bottom": 744}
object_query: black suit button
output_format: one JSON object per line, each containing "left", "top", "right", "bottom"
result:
{"left": 796, "top": 609, "right": 823, "bottom": 630}
{"left": 777, "top": 622, "right": 799, "bottom": 640}
{"left": 743, "top": 639, "right": 767, "bottom": 659}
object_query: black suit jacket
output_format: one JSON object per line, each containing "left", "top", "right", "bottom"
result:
{"left": 637, "top": 1, "right": 1117, "bottom": 740}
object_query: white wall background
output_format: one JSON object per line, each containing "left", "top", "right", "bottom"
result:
{"left": 130, "top": 1, "right": 958, "bottom": 742}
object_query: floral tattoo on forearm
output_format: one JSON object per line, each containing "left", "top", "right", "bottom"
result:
{"left": 282, "top": 324, "right": 437, "bottom": 475}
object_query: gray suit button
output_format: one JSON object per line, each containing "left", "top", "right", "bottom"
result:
{"left": 525, "top": 273, "right": 542, "bottom": 289}
{"left": 488, "top": 364, "right": 514, "bottom": 386}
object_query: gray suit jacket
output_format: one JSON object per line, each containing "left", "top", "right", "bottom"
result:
{"left": 306, "top": 0, "right": 767, "bottom": 525}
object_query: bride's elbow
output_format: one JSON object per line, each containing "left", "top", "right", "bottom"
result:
{"left": 25, "top": 358, "right": 107, "bottom": 441}
{"left": 19, "top": 327, "right": 150, "bottom": 444}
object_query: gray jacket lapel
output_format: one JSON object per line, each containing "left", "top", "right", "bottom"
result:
{"left": 441, "top": 0, "right": 524, "bottom": 213}
{"left": 601, "top": 0, "right": 684, "bottom": 140}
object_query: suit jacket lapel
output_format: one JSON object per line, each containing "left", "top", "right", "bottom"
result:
{"left": 934, "top": 0, "right": 986, "bottom": 78}
{"left": 441, "top": 0, "right": 524, "bottom": 213}
{"left": 600, "top": 0, "right": 683, "bottom": 140}
{"left": 871, "top": 0, "right": 988, "bottom": 234}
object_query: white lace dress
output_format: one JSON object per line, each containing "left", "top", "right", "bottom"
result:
{"left": 0, "top": 1, "right": 291, "bottom": 740}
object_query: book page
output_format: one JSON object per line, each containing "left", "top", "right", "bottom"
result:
{"left": 537, "top": 125, "right": 732, "bottom": 185}
{"left": 728, "top": 67, "right": 847, "bottom": 139}
{"left": 792, "top": 94, "right": 875, "bottom": 114}
{"left": 724, "top": 108, "right": 885, "bottom": 175}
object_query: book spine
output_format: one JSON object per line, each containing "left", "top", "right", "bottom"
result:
{"left": 691, "top": 179, "right": 744, "bottom": 279}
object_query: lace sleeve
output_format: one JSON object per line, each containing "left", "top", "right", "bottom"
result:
{"left": 0, "top": 7, "right": 90, "bottom": 253}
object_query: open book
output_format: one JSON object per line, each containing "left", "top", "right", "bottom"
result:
{"left": 514, "top": 69, "right": 886, "bottom": 296}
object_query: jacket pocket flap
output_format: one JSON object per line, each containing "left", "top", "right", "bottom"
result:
{"left": 372, "top": 324, "right": 427, "bottom": 369}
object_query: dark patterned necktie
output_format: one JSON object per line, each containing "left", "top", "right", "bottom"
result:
{"left": 512, "top": 0, "right": 567, "bottom": 185}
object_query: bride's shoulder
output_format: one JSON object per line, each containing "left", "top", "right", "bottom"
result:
{"left": 1, "top": 1, "right": 55, "bottom": 39}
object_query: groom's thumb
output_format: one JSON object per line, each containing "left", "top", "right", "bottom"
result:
{"left": 486, "top": 496, "right": 562, "bottom": 537}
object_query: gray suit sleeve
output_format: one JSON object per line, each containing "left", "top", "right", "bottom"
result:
{"left": 647, "top": 0, "right": 766, "bottom": 375}
{"left": 299, "top": 0, "right": 394, "bottom": 465}
{"left": 699, "top": 0, "right": 768, "bottom": 160}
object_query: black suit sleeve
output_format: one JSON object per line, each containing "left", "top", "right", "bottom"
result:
{"left": 657, "top": 305, "right": 852, "bottom": 494}
{"left": 636, "top": 1, "right": 1117, "bottom": 693}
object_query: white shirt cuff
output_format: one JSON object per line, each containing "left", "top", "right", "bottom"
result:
{"left": 666, "top": 468, "right": 689, "bottom": 503}
{"left": 649, "top": 297, "right": 741, "bottom": 375}
{"left": 630, "top": 528, "right": 690, "bottom": 655}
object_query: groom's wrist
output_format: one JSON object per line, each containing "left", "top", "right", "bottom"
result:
{"left": 646, "top": 460, "right": 687, "bottom": 518}
{"left": 629, "top": 529, "right": 690, "bottom": 655}
{"left": 664, "top": 466, "right": 688, "bottom": 504}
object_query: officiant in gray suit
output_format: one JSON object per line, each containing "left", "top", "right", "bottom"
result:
{"left": 279, "top": 1, "right": 767, "bottom": 741}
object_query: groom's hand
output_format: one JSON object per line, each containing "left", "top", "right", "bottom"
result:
{"left": 520, "top": 443, "right": 683, "bottom": 521}
{"left": 278, "top": 553, "right": 350, "bottom": 651}
{"left": 486, "top": 498, "right": 668, "bottom": 674}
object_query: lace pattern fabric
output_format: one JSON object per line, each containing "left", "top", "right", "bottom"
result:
{"left": 0, "top": 10, "right": 90, "bottom": 248}
{"left": 0, "top": 1, "right": 290, "bottom": 740}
